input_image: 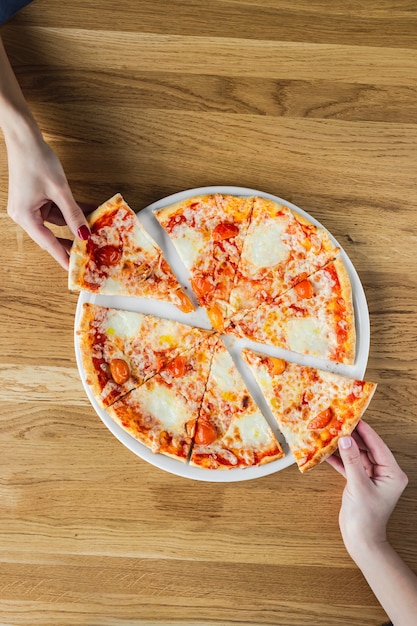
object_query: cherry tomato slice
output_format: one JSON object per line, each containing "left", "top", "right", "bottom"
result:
{"left": 191, "top": 276, "right": 213, "bottom": 298}
{"left": 165, "top": 356, "right": 188, "bottom": 378}
{"left": 207, "top": 303, "right": 224, "bottom": 331}
{"left": 212, "top": 222, "right": 239, "bottom": 241}
{"left": 294, "top": 278, "right": 313, "bottom": 299}
{"left": 110, "top": 358, "right": 130, "bottom": 385}
{"left": 270, "top": 357, "right": 287, "bottom": 375}
{"left": 176, "top": 290, "right": 195, "bottom": 313}
{"left": 194, "top": 420, "right": 218, "bottom": 445}
{"left": 308, "top": 407, "right": 333, "bottom": 430}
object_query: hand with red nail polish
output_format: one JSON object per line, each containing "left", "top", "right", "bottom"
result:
{"left": 327, "top": 421, "right": 417, "bottom": 625}
{"left": 0, "top": 36, "right": 90, "bottom": 270}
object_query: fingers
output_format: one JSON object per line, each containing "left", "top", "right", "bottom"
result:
{"left": 355, "top": 421, "right": 400, "bottom": 470}
{"left": 336, "top": 436, "right": 369, "bottom": 488}
{"left": 53, "top": 188, "right": 91, "bottom": 241}
{"left": 40, "top": 201, "right": 67, "bottom": 227}
{"left": 28, "top": 221, "right": 70, "bottom": 270}
{"left": 326, "top": 453, "right": 346, "bottom": 477}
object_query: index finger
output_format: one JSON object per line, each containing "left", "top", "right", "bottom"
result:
{"left": 355, "top": 421, "right": 400, "bottom": 469}
{"left": 28, "top": 221, "right": 70, "bottom": 270}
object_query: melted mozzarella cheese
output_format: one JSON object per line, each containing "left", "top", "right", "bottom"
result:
{"left": 140, "top": 384, "right": 189, "bottom": 431}
{"left": 105, "top": 310, "right": 145, "bottom": 338}
{"left": 232, "top": 411, "right": 273, "bottom": 448}
{"left": 101, "top": 277, "right": 124, "bottom": 295}
{"left": 210, "top": 349, "right": 241, "bottom": 394}
{"left": 92, "top": 226, "right": 120, "bottom": 249}
{"left": 286, "top": 317, "right": 333, "bottom": 358}
{"left": 174, "top": 230, "right": 206, "bottom": 268}
{"left": 150, "top": 318, "right": 191, "bottom": 349}
{"left": 131, "top": 224, "right": 159, "bottom": 254}
{"left": 244, "top": 221, "right": 290, "bottom": 270}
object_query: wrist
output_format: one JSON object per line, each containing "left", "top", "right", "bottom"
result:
{"left": 0, "top": 101, "right": 42, "bottom": 145}
{"left": 346, "top": 536, "right": 392, "bottom": 570}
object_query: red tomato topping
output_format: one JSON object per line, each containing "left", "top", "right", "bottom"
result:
{"left": 94, "top": 245, "right": 122, "bottom": 267}
{"left": 94, "top": 209, "right": 119, "bottom": 229}
{"left": 176, "top": 290, "right": 195, "bottom": 313}
{"left": 110, "top": 358, "right": 130, "bottom": 385}
{"left": 308, "top": 407, "right": 333, "bottom": 430}
{"left": 212, "top": 222, "right": 239, "bottom": 241}
{"left": 347, "top": 381, "right": 365, "bottom": 403}
{"left": 166, "top": 214, "right": 187, "bottom": 232}
{"left": 165, "top": 356, "right": 188, "bottom": 378}
{"left": 194, "top": 419, "right": 218, "bottom": 445}
{"left": 270, "top": 357, "right": 286, "bottom": 375}
{"left": 207, "top": 303, "right": 224, "bottom": 331}
{"left": 294, "top": 278, "right": 314, "bottom": 299}
{"left": 191, "top": 276, "right": 213, "bottom": 298}
{"left": 92, "top": 356, "right": 109, "bottom": 388}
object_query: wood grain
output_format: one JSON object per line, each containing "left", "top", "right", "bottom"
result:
{"left": 1, "top": 1, "right": 416, "bottom": 624}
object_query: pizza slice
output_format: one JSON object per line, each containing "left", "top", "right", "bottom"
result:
{"left": 69, "top": 193, "right": 194, "bottom": 313}
{"left": 229, "top": 197, "right": 339, "bottom": 313}
{"left": 77, "top": 303, "right": 212, "bottom": 408}
{"left": 106, "top": 335, "right": 216, "bottom": 462}
{"left": 189, "top": 336, "right": 284, "bottom": 469}
{"left": 241, "top": 349, "right": 376, "bottom": 473}
{"left": 226, "top": 258, "right": 355, "bottom": 364}
{"left": 154, "top": 194, "right": 254, "bottom": 330}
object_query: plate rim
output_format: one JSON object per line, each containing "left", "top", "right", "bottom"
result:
{"left": 74, "top": 186, "right": 370, "bottom": 482}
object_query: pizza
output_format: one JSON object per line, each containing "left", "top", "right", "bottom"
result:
{"left": 228, "top": 197, "right": 339, "bottom": 313}
{"left": 241, "top": 349, "right": 376, "bottom": 473}
{"left": 73, "top": 191, "right": 376, "bottom": 474}
{"left": 225, "top": 258, "right": 355, "bottom": 364}
{"left": 69, "top": 194, "right": 195, "bottom": 313}
{"left": 106, "top": 336, "right": 216, "bottom": 462}
{"left": 154, "top": 194, "right": 254, "bottom": 330}
{"left": 189, "top": 336, "right": 284, "bottom": 469}
{"left": 77, "top": 303, "right": 212, "bottom": 408}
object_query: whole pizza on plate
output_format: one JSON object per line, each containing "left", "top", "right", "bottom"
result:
{"left": 71, "top": 189, "right": 376, "bottom": 478}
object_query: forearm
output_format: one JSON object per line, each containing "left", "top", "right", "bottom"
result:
{"left": 0, "top": 35, "right": 40, "bottom": 141}
{"left": 354, "top": 541, "right": 417, "bottom": 626}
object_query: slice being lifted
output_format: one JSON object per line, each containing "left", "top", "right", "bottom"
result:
{"left": 190, "top": 337, "right": 284, "bottom": 469}
{"left": 106, "top": 336, "right": 216, "bottom": 462}
{"left": 242, "top": 349, "right": 376, "bottom": 473}
{"left": 229, "top": 197, "right": 339, "bottom": 313}
{"left": 77, "top": 303, "right": 212, "bottom": 408}
{"left": 154, "top": 194, "right": 254, "bottom": 330}
{"left": 226, "top": 258, "right": 356, "bottom": 365}
{"left": 69, "top": 194, "right": 194, "bottom": 313}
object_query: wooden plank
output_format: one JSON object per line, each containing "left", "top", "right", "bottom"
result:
{"left": 2, "top": 27, "right": 417, "bottom": 86}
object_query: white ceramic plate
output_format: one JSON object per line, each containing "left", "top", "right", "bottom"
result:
{"left": 75, "top": 186, "right": 370, "bottom": 482}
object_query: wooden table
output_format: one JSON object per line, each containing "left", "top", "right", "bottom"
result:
{"left": 1, "top": 2, "right": 416, "bottom": 624}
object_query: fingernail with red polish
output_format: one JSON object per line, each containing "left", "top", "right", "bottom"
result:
{"left": 77, "top": 225, "right": 90, "bottom": 240}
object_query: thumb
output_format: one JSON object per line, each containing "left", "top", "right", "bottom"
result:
{"left": 54, "top": 188, "right": 91, "bottom": 241}
{"left": 338, "top": 436, "right": 368, "bottom": 487}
